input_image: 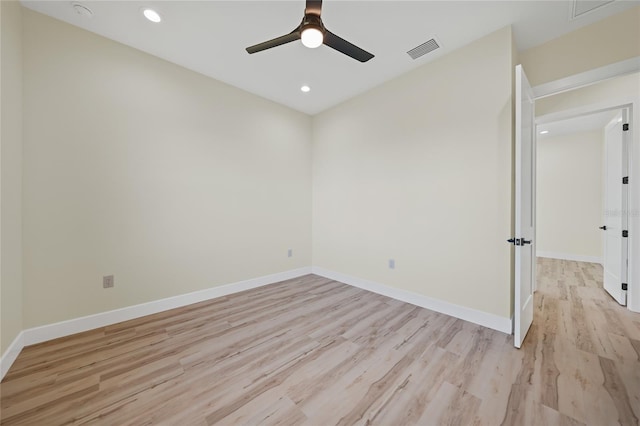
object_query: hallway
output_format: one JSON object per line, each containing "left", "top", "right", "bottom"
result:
{"left": 503, "top": 258, "right": 640, "bottom": 424}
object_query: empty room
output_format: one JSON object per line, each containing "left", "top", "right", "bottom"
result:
{"left": 1, "top": 0, "right": 639, "bottom": 424}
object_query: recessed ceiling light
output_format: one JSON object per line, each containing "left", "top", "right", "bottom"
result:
{"left": 301, "top": 85, "right": 311, "bottom": 93}
{"left": 143, "top": 8, "right": 162, "bottom": 23}
{"left": 539, "top": 130, "right": 549, "bottom": 134}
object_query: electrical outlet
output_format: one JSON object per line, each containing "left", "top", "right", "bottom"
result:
{"left": 288, "top": 248, "right": 293, "bottom": 258}
{"left": 389, "top": 259, "right": 395, "bottom": 269}
{"left": 103, "top": 275, "right": 114, "bottom": 288}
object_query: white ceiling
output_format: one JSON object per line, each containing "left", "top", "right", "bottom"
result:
{"left": 21, "top": 0, "right": 640, "bottom": 115}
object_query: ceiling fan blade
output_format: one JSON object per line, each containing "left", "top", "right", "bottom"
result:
{"left": 323, "top": 30, "right": 374, "bottom": 62}
{"left": 246, "top": 30, "right": 300, "bottom": 54}
{"left": 305, "top": 0, "right": 322, "bottom": 16}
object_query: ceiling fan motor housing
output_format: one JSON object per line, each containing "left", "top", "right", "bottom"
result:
{"left": 301, "top": 14, "right": 325, "bottom": 34}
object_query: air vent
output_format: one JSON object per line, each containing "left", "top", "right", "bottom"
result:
{"left": 571, "top": 0, "right": 615, "bottom": 19}
{"left": 407, "top": 38, "right": 440, "bottom": 60}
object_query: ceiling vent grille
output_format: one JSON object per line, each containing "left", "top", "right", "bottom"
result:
{"left": 407, "top": 38, "right": 440, "bottom": 60}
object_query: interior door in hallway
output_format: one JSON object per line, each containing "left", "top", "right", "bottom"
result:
{"left": 603, "top": 110, "right": 628, "bottom": 305}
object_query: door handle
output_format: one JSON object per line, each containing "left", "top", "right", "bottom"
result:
{"left": 507, "top": 238, "right": 531, "bottom": 246}
{"left": 599, "top": 225, "right": 607, "bottom": 230}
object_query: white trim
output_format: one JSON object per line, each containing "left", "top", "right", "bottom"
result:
{"left": 536, "top": 251, "right": 603, "bottom": 265}
{"left": 3, "top": 265, "right": 515, "bottom": 380}
{"left": 312, "top": 267, "right": 512, "bottom": 334}
{"left": 536, "top": 98, "right": 637, "bottom": 126}
{"left": 0, "top": 331, "right": 25, "bottom": 381}
{"left": 0, "top": 267, "right": 311, "bottom": 380}
{"left": 627, "top": 101, "right": 639, "bottom": 312}
{"left": 532, "top": 57, "right": 640, "bottom": 100}
{"left": 22, "top": 267, "right": 311, "bottom": 347}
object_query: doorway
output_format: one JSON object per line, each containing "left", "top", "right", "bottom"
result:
{"left": 536, "top": 108, "right": 630, "bottom": 307}
{"left": 513, "top": 64, "right": 639, "bottom": 348}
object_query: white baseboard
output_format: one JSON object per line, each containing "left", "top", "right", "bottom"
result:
{"left": 0, "top": 331, "right": 24, "bottom": 381}
{"left": 537, "top": 251, "right": 603, "bottom": 265}
{"left": 312, "top": 267, "right": 512, "bottom": 334}
{"left": 2, "top": 264, "right": 515, "bottom": 381}
{"left": 0, "top": 267, "right": 311, "bottom": 381}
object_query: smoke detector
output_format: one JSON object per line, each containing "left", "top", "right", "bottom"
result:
{"left": 71, "top": 2, "right": 93, "bottom": 18}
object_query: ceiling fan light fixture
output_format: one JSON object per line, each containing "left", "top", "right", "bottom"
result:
{"left": 245, "top": 0, "right": 374, "bottom": 62}
{"left": 301, "top": 26, "right": 324, "bottom": 48}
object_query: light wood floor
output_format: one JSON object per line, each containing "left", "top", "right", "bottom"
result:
{"left": 1, "top": 259, "right": 639, "bottom": 425}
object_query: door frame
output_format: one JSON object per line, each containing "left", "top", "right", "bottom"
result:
{"left": 534, "top": 88, "right": 639, "bottom": 313}
{"left": 532, "top": 57, "right": 640, "bottom": 100}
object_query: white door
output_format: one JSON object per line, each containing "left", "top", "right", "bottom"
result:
{"left": 602, "top": 111, "right": 628, "bottom": 305}
{"left": 514, "top": 65, "right": 536, "bottom": 349}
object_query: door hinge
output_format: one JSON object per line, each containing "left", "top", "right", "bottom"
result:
{"left": 623, "top": 176, "right": 629, "bottom": 184}
{"left": 622, "top": 283, "right": 628, "bottom": 291}
{"left": 622, "top": 230, "right": 628, "bottom": 238}
{"left": 623, "top": 123, "right": 629, "bottom": 131}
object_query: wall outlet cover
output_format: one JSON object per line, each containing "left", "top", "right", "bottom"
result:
{"left": 103, "top": 275, "right": 114, "bottom": 288}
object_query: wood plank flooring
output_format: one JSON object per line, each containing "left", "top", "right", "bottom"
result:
{"left": 1, "top": 258, "right": 639, "bottom": 425}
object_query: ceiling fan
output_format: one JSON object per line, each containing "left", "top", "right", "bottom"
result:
{"left": 245, "top": 0, "right": 374, "bottom": 63}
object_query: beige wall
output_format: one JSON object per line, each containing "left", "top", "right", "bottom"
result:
{"left": 520, "top": 5, "right": 640, "bottom": 86}
{"left": 1, "top": 1, "right": 24, "bottom": 356}
{"left": 22, "top": 9, "right": 312, "bottom": 328}
{"left": 312, "top": 27, "right": 514, "bottom": 319}
{"left": 537, "top": 131, "right": 603, "bottom": 259}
